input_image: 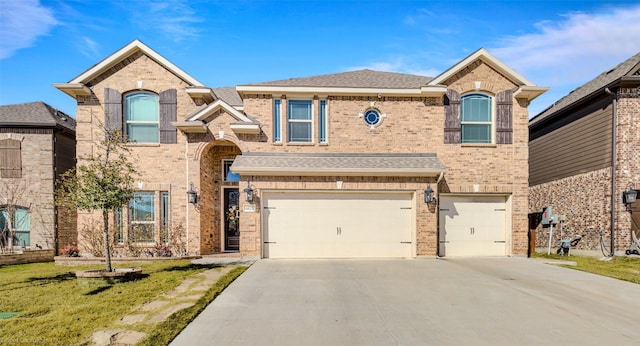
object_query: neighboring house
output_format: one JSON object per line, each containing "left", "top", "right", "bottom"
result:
{"left": 55, "top": 40, "right": 546, "bottom": 258}
{"left": 529, "top": 52, "right": 640, "bottom": 255}
{"left": 0, "top": 102, "right": 77, "bottom": 253}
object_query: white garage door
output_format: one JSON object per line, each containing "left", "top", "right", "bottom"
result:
{"left": 439, "top": 196, "right": 508, "bottom": 257}
{"left": 263, "top": 192, "right": 413, "bottom": 258}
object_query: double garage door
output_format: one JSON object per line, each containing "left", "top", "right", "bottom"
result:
{"left": 263, "top": 192, "right": 413, "bottom": 258}
{"left": 439, "top": 196, "right": 508, "bottom": 257}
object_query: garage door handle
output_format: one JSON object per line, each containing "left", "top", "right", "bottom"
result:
{"left": 264, "top": 241, "right": 276, "bottom": 244}
{"left": 400, "top": 241, "right": 412, "bottom": 244}
{"left": 494, "top": 241, "right": 506, "bottom": 243}
{"left": 337, "top": 227, "right": 342, "bottom": 235}
{"left": 439, "top": 241, "right": 450, "bottom": 243}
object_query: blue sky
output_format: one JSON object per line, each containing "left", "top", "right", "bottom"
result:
{"left": 1, "top": 0, "right": 639, "bottom": 117}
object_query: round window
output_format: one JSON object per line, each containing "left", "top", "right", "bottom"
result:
{"left": 364, "top": 109, "right": 381, "bottom": 126}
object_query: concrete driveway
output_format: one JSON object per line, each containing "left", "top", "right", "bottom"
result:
{"left": 171, "top": 258, "right": 639, "bottom": 345}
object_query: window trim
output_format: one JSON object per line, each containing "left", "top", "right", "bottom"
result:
{"left": 273, "top": 99, "right": 282, "bottom": 143}
{"left": 318, "top": 99, "right": 328, "bottom": 143}
{"left": 287, "top": 99, "right": 314, "bottom": 143}
{"left": 460, "top": 93, "right": 494, "bottom": 144}
{"left": 0, "top": 206, "right": 30, "bottom": 247}
{"left": 128, "top": 191, "right": 156, "bottom": 244}
{"left": 124, "top": 91, "right": 160, "bottom": 143}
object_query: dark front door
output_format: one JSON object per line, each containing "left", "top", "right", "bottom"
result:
{"left": 224, "top": 188, "right": 240, "bottom": 251}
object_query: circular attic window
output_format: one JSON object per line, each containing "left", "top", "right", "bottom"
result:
{"left": 363, "top": 109, "right": 381, "bottom": 126}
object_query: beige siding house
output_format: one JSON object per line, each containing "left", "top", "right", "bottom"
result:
{"left": 56, "top": 40, "right": 546, "bottom": 258}
{"left": 529, "top": 52, "right": 640, "bottom": 256}
{"left": 0, "top": 102, "right": 77, "bottom": 253}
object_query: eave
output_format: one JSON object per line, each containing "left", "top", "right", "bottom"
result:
{"left": 513, "top": 86, "right": 549, "bottom": 102}
{"left": 52, "top": 83, "right": 92, "bottom": 98}
{"left": 170, "top": 121, "right": 208, "bottom": 133}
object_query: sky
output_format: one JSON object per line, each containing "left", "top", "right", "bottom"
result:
{"left": 1, "top": 0, "right": 639, "bottom": 118}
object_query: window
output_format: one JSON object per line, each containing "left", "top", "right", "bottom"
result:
{"left": 223, "top": 159, "right": 240, "bottom": 182}
{"left": 161, "top": 192, "right": 169, "bottom": 243}
{"left": 288, "top": 100, "right": 313, "bottom": 142}
{"left": 461, "top": 94, "right": 492, "bottom": 143}
{"left": 129, "top": 192, "right": 155, "bottom": 243}
{"left": 0, "top": 139, "right": 22, "bottom": 178}
{"left": 273, "top": 99, "right": 281, "bottom": 142}
{"left": 363, "top": 109, "right": 381, "bottom": 126}
{"left": 319, "top": 100, "right": 327, "bottom": 143}
{"left": 125, "top": 92, "right": 159, "bottom": 143}
{"left": 0, "top": 207, "right": 30, "bottom": 247}
{"left": 114, "top": 207, "right": 124, "bottom": 244}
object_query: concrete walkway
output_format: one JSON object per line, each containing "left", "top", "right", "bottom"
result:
{"left": 171, "top": 258, "right": 640, "bottom": 346}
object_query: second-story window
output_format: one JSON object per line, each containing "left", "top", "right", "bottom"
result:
{"left": 461, "top": 94, "right": 492, "bottom": 144}
{"left": 125, "top": 92, "right": 159, "bottom": 143}
{"left": 287, "top": 100, "right": 313, "bottom": 143}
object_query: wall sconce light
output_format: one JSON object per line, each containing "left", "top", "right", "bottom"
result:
{"left": 424, "top": 184, "right": 436, "bottom": 204}
{"left": 186, "top": 183, "right": 198, "bottom": 205}
{"left": 244, "top": 180, "right": 254, "bottom": 203}
{"left": 622, "top": 183, "right": 637, "bottom": 208}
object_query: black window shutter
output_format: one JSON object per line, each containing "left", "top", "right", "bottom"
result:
{"left": 496, "top": 90, "right": 513, "bottom": 144}
{"left": 159, "top": 89, "right": 177, "bottom": 144}
{"left": 444, "top": 89, "right": 461, "bottom": 144}
{"left": 104, "top": 88, "right": 122, "bottom": 135}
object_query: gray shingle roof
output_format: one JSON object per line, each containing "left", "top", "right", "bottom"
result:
{"left": 242, "top": 69, "right": 433, "bottom": 89}
{"left": 231, "top": 152, "right": 446, "bottom": 177}
{"left": 0, "top": 102, "right": 76, "bottom": 133}
{"left": 531, "top": 51, "right": 640, "bottom": 125}
{"left": 212, "top": 86, "right": 243, "bottom": 107}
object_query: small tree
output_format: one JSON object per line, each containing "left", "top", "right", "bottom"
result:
{"left": 56, "top": 129, "right": 136, "bottom": 272}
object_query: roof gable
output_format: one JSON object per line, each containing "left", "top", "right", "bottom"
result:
{"left": 428, "top": 48, "right": 535, "bottom": 87}
{"left": 69, "top": 39, "right": 203, "bottom": 86}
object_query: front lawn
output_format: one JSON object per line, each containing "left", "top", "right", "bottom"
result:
{"left": 0, "top": 260, "right": 246, "bottom": 345}
{"left": 533, "top": 253, "right": 640, "bottom": 284}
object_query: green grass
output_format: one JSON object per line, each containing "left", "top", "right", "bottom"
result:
{"left": 0, "top": 260, "right": 247, "bottom": 346}
{"left": 532, "top": 253, "right": 640, "bottom": 284}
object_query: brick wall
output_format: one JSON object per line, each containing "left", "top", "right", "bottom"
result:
{"left": 73, "top": 55, "right": 530, "bottom": 257}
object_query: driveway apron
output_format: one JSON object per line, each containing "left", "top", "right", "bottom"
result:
{"left": 171, "top": 258, "right": 640, "bottom": 345}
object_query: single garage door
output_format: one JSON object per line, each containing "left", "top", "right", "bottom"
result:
{"left": 263, "top": 192, "right": 413, "bottom": 258}
{"left": 439, "top": 196, "right": 508, "bottom": 257}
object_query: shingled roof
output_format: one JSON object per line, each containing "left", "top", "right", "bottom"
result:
{"left": 531, "top": 52, "right": 640, "bottom": 125}
{"left": 0, "top": 102, "right": 76, "bottom": 133}
{"left": 212, "top": 86, "right": 243, "bottom": 107}
{"left": 243, "top": 69, "right": 433, "bottom": 89}
{"left": 231, "top": 152, "right": 446, "bottom": 177}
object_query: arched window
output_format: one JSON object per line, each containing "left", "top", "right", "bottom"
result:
{"left": 461, "top": 94, "right": 492, "bottom": 143}
{"left": 125, "top": 92, "right": 159, "bottom": 143}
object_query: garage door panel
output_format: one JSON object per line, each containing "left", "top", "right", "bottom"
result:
{"left": 264, "top": 192, "right": 412, "bottom": 258}
{"left": 439, "top": 196, "right": 508, "bottom": 257}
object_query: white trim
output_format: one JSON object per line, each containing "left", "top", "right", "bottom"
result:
{"left": 186, "top": 99, "right": 252, "bottom": 123}
{"left": 428, "top": 48, "right": 535, "bottom": 87}
{"left": 237, "top": 85, "right": 447, "bottom": 97}
{"left": 68, "top": 39, "right": 204, "bottom": 86}
{"left": 513, "top": 86, "right": 549, "bottom": 102}
{"left": 286, "top": 99, "right": 314, "bottom": 143}
{"left": 52, "top": 83, "right": 92, "bottom": 97}
{"left": 460, "top": 93, "right": 494, "bottom": 144}
{"left": 230, "top": 123, "right": 261, "bottom": 134}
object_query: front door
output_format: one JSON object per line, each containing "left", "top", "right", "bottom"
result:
{"left": 224, "top": 188, "right": 240, "bottom": 251}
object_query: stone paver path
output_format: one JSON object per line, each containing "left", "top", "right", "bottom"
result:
{"left": 90, "top": 265, "right": 234, "bottom": 346}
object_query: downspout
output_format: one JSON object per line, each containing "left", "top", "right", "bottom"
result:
{"left": 184, "top": 133, "right": 189, "bottom": 255}
{"left": 605, "top": 87, "right": 617, "bottom": 256}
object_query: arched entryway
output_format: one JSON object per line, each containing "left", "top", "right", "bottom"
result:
{"left": 199, "top": 140, "right": 242, "bottom": 254}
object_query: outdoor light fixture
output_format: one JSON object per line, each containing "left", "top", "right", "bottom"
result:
{"left": 186, "top": 183, "right": 198, "bottom": 204}
{"left": 622, "top": 183, "right": 637, "bottom": 207}
{"left": 424, "top": 184, "right": 435, "bottom": 204}
{"left": 244, "top": 180, "right": 254, "bottom": 203}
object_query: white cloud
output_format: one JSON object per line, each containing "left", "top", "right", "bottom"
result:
{"left": 489, "top": 4, "right": 640, "bottom": 115}
{"left": 135, "top": 0, "right": 203, "bottom": 42}
{"left": 346, "top": 57, "right": 441, "bottom": 77}
{"left": 0, "top": 0, "right": 58, "bottom": 59}
{"left": 78, "top": 37, "right": 100, "bottom": 59}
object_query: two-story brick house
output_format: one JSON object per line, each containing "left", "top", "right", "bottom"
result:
{"left": 529, "top": 52, "right": 640, "bottom": 256}
{"left": 55, "top": 40, "right": 546, "bottom": 258}
{"left": 0, "top": 102, "right": 77, "bottom": 253}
